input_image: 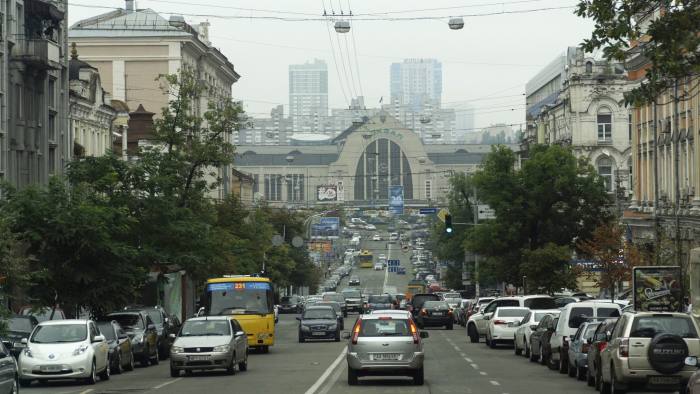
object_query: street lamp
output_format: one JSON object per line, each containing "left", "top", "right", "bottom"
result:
{"left": 522, "top": 276, "right": 527, "bottom": 295}
{"left": 448, "top": 17, "right": 465, "bottom": 30}
{"left": 334, "top": 20, "right": 350, "bottom": 33}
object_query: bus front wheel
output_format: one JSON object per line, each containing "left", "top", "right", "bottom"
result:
{"left": 261, "top": 346, "right": 269, "bottom": 354}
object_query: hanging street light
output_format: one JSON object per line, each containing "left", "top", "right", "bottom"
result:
{"left": 334, "top": 20, "right": 350, "bottom": 33}
{"left": 449, "top": 17, "right": 465, "bottom": 30}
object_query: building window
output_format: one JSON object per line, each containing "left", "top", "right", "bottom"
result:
{"left": 253, "top": 174, "right": 259, "bottom": 195}
{"left": 48, "top": 113, "right": 56, "bottom": 141}
{"left": 597, "top": 109, "right": 612, "bottom": 142}
{"left": 585, "top": 61, "right": 593, "bottom": 74}
{"left": 597, "top": 156, "right": 614, "bottom": 192}
{"left": 48, "top": 78, "right": 56, "bottom": 108}
{"left": 14, "top": 84, "right": 22, "bottom": 119}
{"left": 48, "top": 147, "right": 56, "bottom": 174}
{"left": 628, "top": 113, "right": 632, "bottom": 141}
{"left": 425, "top": 180, "right": 432, "bottom": 200}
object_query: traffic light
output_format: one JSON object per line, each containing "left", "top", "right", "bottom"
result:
{"left": 445, "top": 214, "right": 453, "bottom": 234}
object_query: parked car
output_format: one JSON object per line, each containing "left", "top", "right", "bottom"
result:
{"left": 19, "top": 306, "right": 65, "bottom": 322}
{"left": 169, "top": 316, "right": 247, "bottom": 377}
{"left": 529, "top": 315, "right": 558, "bottom": 364}
{"left": 586, "top": 318, "right": 618, "bottom": 390}
{"left": 514, "top": 310, "right": 560, "bottom": 358}
{"left": 566, "top": 320, "right": 600, "bottom": 380}
{"left": 96, "top": 320, "right": 135, "bottom": 374}
{"left": 0, "top": 341, "right": 18, "bottom": 394}
{"left": 548, "top": 301, "right": 621, "bottom": 374}
{"left": 124, "top": 305, "right": 179, "bottom": 359}
{"left": 599, "top": 311, "right": 700, "bottom": 394}
{"left": 314, "top": 301, "right": 345, "bottom": 330}
{"left": 279, "top": 296, "right": 302, "bottom": 314}
{"left": 2, "top": 315, "right": 38, "bottom": 358}
{"left": 18, "top": 319, "right": 110, "bottom": 387}
{"left": 415, "top": 301, "right": 453, "bottom": 330}
{"left": 297, "top": 306, "right": 341, "bottom": 342}
{"left": 345, "top": 312, "right": 429, "bottom": 385}
{"left": 485, "top": 307, "right": 529, "bottom": 348}
{"left": 454, "top": 299, "right": 472, "bottom": 326}
{"left": 469, "top": 297, "right": 495, "bottom": 317}
{"left": 467, "top": 295, "right": 556, "bottom": 343}
{"left": 106, "top": 311, "right": 159, "bottom": 366}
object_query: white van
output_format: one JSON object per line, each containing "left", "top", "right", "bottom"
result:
{"left": 548, "top": 301, "right": 621, "bottom": 372}
{"left": 467, "top": 295, "right": 556, "bottom": 343}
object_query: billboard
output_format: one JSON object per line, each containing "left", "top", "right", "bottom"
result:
{"left": 389, "top": 185, "right": 404, "bottom": 215}
{"left": 317, "top": 185, "right": 338, "bottom": 201}
{"left": 633, "top": 266, "right": 682, "bottom": 312}
{"left": 311, "top": 217, "right": 340, "bottom": 238}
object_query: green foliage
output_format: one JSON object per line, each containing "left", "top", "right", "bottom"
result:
{"left": 575, "top": 0, "right": 700, "bottom": 105}
{"left": 521, "top": 243, "right": 581, "bottom": 295}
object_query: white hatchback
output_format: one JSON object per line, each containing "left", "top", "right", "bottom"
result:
{"left": 19, "top": 319, "right": 110, "bottom": 387}
{"left": 485, "top": 307, "right": 530, "bottom": 348}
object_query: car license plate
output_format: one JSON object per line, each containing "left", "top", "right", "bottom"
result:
{"left": 312, "top": 331, "right": 327, "bottom": 336}
{"left": 40, "top": 365, "right": 62, "bottom": 372}
{"left": 649, "top": 376, "right": 680, "bottom": 386}
{"left": 188, "top": 355, "right": 210, "bottom": 362}
{"left": 371, "top": 353, "right": 400, "bottom": 361}
{"left": 432, "top": 312, "right": 443, "bottom": 316}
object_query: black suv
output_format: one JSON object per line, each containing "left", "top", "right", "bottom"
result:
{"left": 408, "top": 293, "right": 441, "bottom": 318}
{"left": 124, "top": 305, "right": 180, "bottom": 359}
{"left": 107, "top": 310, "right": 160, "bottom": 366}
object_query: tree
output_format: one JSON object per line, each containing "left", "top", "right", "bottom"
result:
{"left": 577, "top": 222, "right": 646, "bottom": 300}
{"left": 467, "top": 145, "right": 610, "bottom": 285}
{"left": 575, "top": 0, "right": 700, "bottom": 105}
{"left": 521, "top": 243, "right": 581, "bottom": 295}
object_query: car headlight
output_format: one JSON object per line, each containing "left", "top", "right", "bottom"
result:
{"left": 133, "top": 334, "right": 144, "bottom": 343}
{"left": 328, "top": 324, "right": 337, "bottom": 330}
{"left": 170, "top": 346, "right": 183, "bottom": 354}
{"left": 301, "top": 325, "right": 311, "bottom": 331}
{"left": 73, "top": 344, "right": 89, "bottom": 356}
{"left": 213, "top": 344, "right": 230, "bottom": 353}
{"left": 23, "top": 347, "right": 33, "bottom": 358}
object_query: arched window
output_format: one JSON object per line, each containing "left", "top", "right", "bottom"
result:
{"left": 354, "top": 138, "right": 413, "bottom": 201}
{"left": 585, "top": 61, "right": 593, "bottom": 74}
{"left": 597, "top": 107, "right": 612, "bottom": 142}
{"left": 597, "top": 156, "right": 614, "bottom": 192}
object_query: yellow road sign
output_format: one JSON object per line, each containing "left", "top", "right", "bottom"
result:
{"left": 437, "top": 208, "right": 449, "bottom": 222}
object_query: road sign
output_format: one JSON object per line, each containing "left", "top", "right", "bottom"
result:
{"left": 419, "top": 208, "right": 438, "bottom": 215}
{"left": 388, "top": 259, "right": 400, "bottom": 267}
{"left": 388, "top": 266, "right": 399, "bottom": 273}
{"left": 477, "top": 205, "right": 496, "bottom": 220}
{"left": 437, "top": 208, "right": 450, "bottom": 222}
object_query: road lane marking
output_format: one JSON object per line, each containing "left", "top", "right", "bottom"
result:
{"left": 153, "top": 377, "right": 182, "bottom": 390}
{"left": 470, "top": 363, "right": 479, "bottom": 369}
{"left": 465, "top": 357, "right": 473, "bottom": 362}
{"left": 460, "top": 352, "right": 466, "bottom": 357}
{"left": 480, "top": 371, "right": 487, "bottom": 376}
{"left": 79, "top": 390, "right": 94, "bottom": 394}
{"left": 382, "top": 242, "right": 392, "bottom": 291}
{"left": 490, "top": 380, "right": 500, "bottom": 386}
{"left": 453, "top": 345, "right": 460, "bottom": 351}
{"left": 304, "top": 348, "right": 347, "bottom": 394}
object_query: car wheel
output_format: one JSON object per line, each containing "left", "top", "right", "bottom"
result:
{"left": 595, "top": 367, "right": 602, "bottom": 390}
{"left": 18, "top": 379, "right": 31, "bottom": 388}
{"left": 335, "top": 330, "right": 341, "bottom": 342}
{"left": 587, "top": 367, "right": 595, "bottom": 386}
{"left": 524, "top": 338, "right": 530, "bottom": 358}
{"left": 600, "top": 373, "right": 611, "bottom": 394}
{"left": 226, "top": 354, "right": 236, "bottom": 375}
{"left": 125, "top": 351, "right": 135, "bottom": 371}
{"left": 150, "top": 347, "right": 160, "bottom": 365}
{"left": 262, "top": 345, "right": 269, "bottom": 354}
{"left": 413, "top": 367, "right": 424, "bottom": 386}
{"left": 347, "top": 367, "right": 359, "bottom": 385}
{"left": 185, "top": 370, "right": 193, "bottom": 376}
{"left": 99, "top": 361, "right": 110, "bottom": 381}
{"left": 446, "top": 323, "right": 453, "bottom": 330}
{"left": 239, "top": 352, "right": 248, "bottom": 372}
{"left": 85, "top": 360, "right": 97, "bottom": 385}
{"left": 114, "top": 353, "right": 123, "bottom": 375}
{"left": 578, "top": 366, "right": 586, "bottom": 381}
{"left": 514, "top": 337, "right": 522, "bottom": 356}
{"left": 299, "top": 333, "right": 305, "bottom": 343}
{"left": 559, "top": 355, "right": 569, "bottom": 374}
{"left": 610, "top": 366, "right": 625, "bottom": 394}
{"left": 539, "top": 345, "right": 546, "bottom": 365}
{"left": 170, "top": 364, "right": 180, "bottom": 377}
{"left": 468, "top": 325, "right": 479, "bottom": 343}
{"left": 141, "top": 346, "right": 151, "bottom": 367}
{"left": 11, "top": 377, "right": 18, "bottom": 393}
{"left": 568, "top": 360, "right": 577, "bottom": 377}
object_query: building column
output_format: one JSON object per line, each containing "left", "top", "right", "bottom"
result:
{"left": 692, "top": 121, "right": 700, "bottom": 213}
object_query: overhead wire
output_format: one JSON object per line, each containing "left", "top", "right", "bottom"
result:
{"left": 329, "top": 0, "right": 358, "bottom": 101}
{"left": 347, "top": 0, "right": 365, "bottom": 100}
{"left": 321, "top": 0, "right": 350, "bottom": 107}
{"left": 338, "top": 0, "right": 360, "bottom": 100}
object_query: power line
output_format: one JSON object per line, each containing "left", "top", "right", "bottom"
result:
{"left": 348, "top": 3, "right": 365, "bottom": 99}
{"left": 322, "top": 0, "right": 350, "bottom": 107}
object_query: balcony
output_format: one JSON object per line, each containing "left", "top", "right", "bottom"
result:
{"left": 11, "top": 39, "right": 61, "bottom": 70}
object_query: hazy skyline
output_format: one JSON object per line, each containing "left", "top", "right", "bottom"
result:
{"left": 68, "top": 0, "right": 594, "bottom": 132}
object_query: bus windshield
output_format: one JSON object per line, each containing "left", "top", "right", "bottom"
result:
{"left": 205, "top": 281, "right": 273, "bottom": 315}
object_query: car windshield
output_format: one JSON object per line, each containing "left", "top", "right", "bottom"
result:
{"left": 497, "top": 308, "right": 528, "bottom": 317}
{"left": 443, "top": 293, "right": 460, "bottom": 299}
{"left": 97, "top": 323, "right": 116, "bottom": 340}
{"left": 360, "top": 318, "right": 410, "bottom": 337}
{"left": 423, "top": 301, "right": 448, "bottom": 308}
{"left": 205, "top": 281, "right": 273, "bottom": 315}
{"left": 303, "top": 309, "right": 336, "bottom": 320}
{"left": 9, "top": 317, "right": 33, "bottom": 332}
{"left": 583, "top": 323, "right": 600, "bottom": 339}
{"left": 179, "top": 320, "right": 231, "bottom": 336}
{"left": 368, "top": 295, "right": 392, "bottom": 303}
{"left": 630, "top": 316, "right": 698, "bottom": 338}
{"left": 524, "top": 298, "right": 556, "bottom": 309}
{"left": 146, "top": 310, "right": 163, "bottom": 324}
{"left": 31, "top": 324, "right": 87, "bottom": 343}
{"left": 109, "top": 314, "right": 144, "bottom": 330}
{"left": 342, "top": 290, "right": 361, "bottom": 298}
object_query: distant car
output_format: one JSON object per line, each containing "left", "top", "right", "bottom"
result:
{"left": 566, "top": 321, "right": 600, "bottom": 380}
{"left": 97, "top": 320, "right": 135, "bottom": 374}
{"left": 322, "top": 293, "right": 348, "bottom": 316}
{"left": 485, "top": 307, "right": 529, "bottom": 348}
{"left": 454, "top": 300, "right": 472, "bottom": 327}
{"left": 514, "top": 310, "right": 560, "bottom": 358}
{"left": 19, "top": 306, "right": 66, "bottom": 322}
{"left": 348, "top": 276, "right": 361, "bottom": 286}
{"left": 0, "top": 340, "right": 18, "bottom": 394}
{"left": 123, "top": 305, "right": 179, "bottom": 359}
{"left": 373, "top": 262, "right": 383, "bottom": 270}
{"left": 346, "top": 313, "right": 428, "bottom": 385}
{"left": 372, "top": 234, "right": 382, "bottom": 241}
{"left": 18, "top": 319, "right": 110, "bottom": 387}
{"left": 529, "top": 314, "right": 558, "bottom": 364}
{"left": 279, "top": 295, "right": 302, "bottom": 313}
{"left": 2, "top": 315, "right": 38, "bottom": 358}
{"left": 107, "top": 311, "right": 159, "bottom": 367}
{"left": 586, "top": 318, "right": 617, "bottom": 390}
{"left": 416, "top": 301, "right": 453, "bottom": 330}
{"left": 297, "top": 306, "right": 340, "bottom": 342}
{"left": 169, "top": 316, "right": 248, "bottom": 377}
{"left": 407, "top": 293, "right": 441, "bottom": 318}
{"left": 341, "top": 289, "right": 364, "bottom": 313}
{"left": 366, "top": 295, "right": 394, "bottom": 313}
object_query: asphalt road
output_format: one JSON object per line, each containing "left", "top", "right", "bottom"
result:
{"left": 20, "top": 236, "right": 674, "bottom": 394}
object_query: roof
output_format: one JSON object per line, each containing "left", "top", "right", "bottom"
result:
{"left": 69, "top": 58, "right": 96, "bottom": 81}
{"left": 70, "top": 9, "right": 191, "bottom": 39}
{"left": 207, "top": 276, "right": 271, "bottom": 283}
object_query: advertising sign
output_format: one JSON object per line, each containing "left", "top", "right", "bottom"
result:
{"left": 633, "top": 266, "right": 682, "bottom": 312}
{"left": 311, "top": 217, "right": 340, "bottom": 238}
{"left": 389, "top": 185, "right": 404, "bottom": 215}
{"left": 336, "top": 181, "right": 345, "bottom": 202}
{"left": 317, "top": 185, "right": 338, "bottom": 201}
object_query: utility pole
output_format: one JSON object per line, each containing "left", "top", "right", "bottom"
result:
{"left": 473, "top": 185, "right": 480, "bottom": 299}
{"left": 673, "top": 79, "right": 684, "bottom": 310}
{"left": 653, "top": 98, "right": 660, "bottom": 265}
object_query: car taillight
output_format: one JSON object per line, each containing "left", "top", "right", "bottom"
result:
{"left": 351, "top": 321, "right": 361, "bottom": 345}
{"left": 493, "top": 320, "right": 507, "bottom": 325}
{"left": 619, "top": 338, "right": 629, "bottom": 357}
{"left": 448, "top": 309, "right": 453, "bottom": 316}
{"left": 420, "top": 308, "right": 427, "bottom": 316}
{"left": 409, "top": 320, "right": 420, "bottom": 344}
{"left": 598, "top": 342, "right": 607, "bottom": 352}
{"left": 582, "top": 343, "right": 590, "bottom": 353}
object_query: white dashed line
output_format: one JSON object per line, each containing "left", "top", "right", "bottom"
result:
{"left": 460, "top": 352, "right": 466, "bottom": 357}
{"left": 453, "top": 345, "right": 460, "bottom": 351}
{"left": 480, "top": 371, "right": 487, "bottom": 376}
{"left": 153, "top": 378, "right": 182, "bottom": 390}
{"left": 78, "top": 390, "right": 94, "bottom": 394}
{"left": 470, "top": 363, "right": 479, "bottom": 369}
{"left": 490, "top": 380, "right": 500, "bottom": 386}
{"left": 465, "top": 357, "right": 473, "bottom": 362}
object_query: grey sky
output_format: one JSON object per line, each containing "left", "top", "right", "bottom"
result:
{"left": 68, "top": 0, "right": 593, "bottom": 132}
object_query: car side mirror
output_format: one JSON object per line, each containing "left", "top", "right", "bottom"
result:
{"left": 164, "top": 317, "right": 169, "bottom": 323}
{"left": 169, "top": 333, "right": 177, "bottom": 339}
{"left": 420, "top": 331, "right": 429, "bottom": 339}
{"left": 21, "top": 338, "right": 28, "bottom": 345}
{"left": 296, "top": 317, "right": 301, "bottom": 321}
{"left": 530, "top": 325, "right": 539, "bottom": 331}
{"left": 235, "top": 331, "right": 245, "bottom": 338}
{"left": 93, "top": 335, "right": 105, "bottom": 343}
{"left": 342, "top": 332, "right": 351, "bottom": 339}
{"left": 483, "top": 315, "right": 491, "bottom": 321}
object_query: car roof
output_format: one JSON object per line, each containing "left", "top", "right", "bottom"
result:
{"left": 625, "top": 311, "right": 690, "bottom": 318}
{"left": 305, "top": 305, "right": 335, "bottom": 310}
{"left": 185, "top": 316, "right": 231, "bottom": 322}
{"left": 108, "top": 311, "right": 142, "bottom": 316}
{"left": 370, "top": 309, "right": 410, "bottom": 315}
{"left": 531, "top": 309, "right": 561, "bottom": 314}
{"left": 563, "top": 301, "right": 620, "bottom": 309}
{"left": 37, "top": 319, "right": 88, "bottom": 326}
{"left": 361, "top": 313, "right": 410, "bottom": 321}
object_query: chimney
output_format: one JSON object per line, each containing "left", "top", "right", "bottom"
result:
{"left": 125, "top": 0, "right": 134, "bottom": 12}
{"left": 198, "top": 21, "right": 211, "bottom": 45}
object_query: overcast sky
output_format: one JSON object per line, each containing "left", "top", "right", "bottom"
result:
{"left": 68, "top": 0, "right": 594, "bottom": 132}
